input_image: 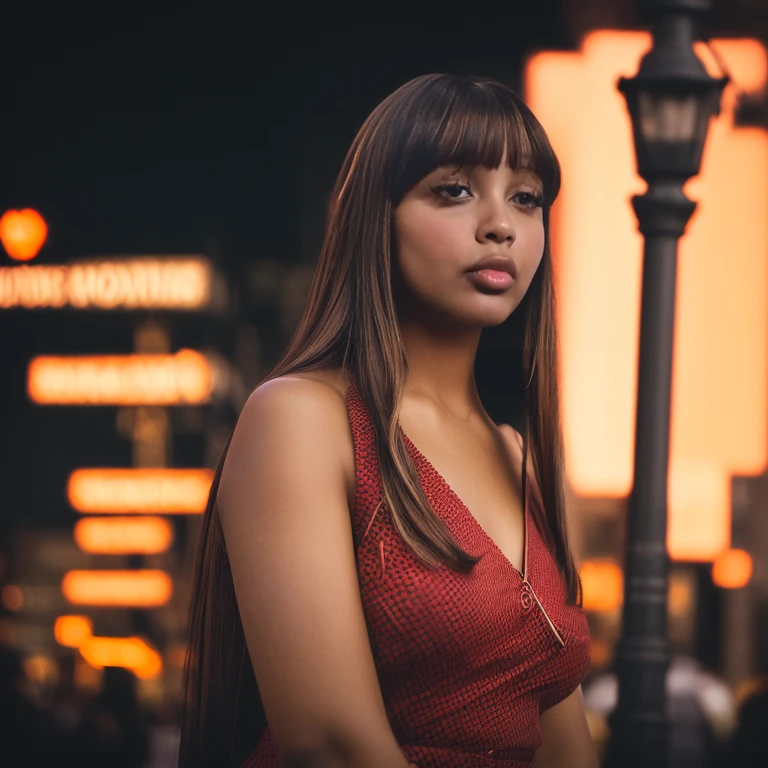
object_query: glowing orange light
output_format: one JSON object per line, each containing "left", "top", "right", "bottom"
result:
{"left": 579, "top": 559, "right": 624, "bottom": 612}
{"left": 0, "top": 257, "right": 213, "bottom": 309}
{"left": 74, "top": 655, "right": 103, "bottom": 690}
{"left": 712, "top": 548, "right": 753, "bottom": 589}
{"left": 27, "top": 350, "right": 213, "bottom": 405}
{"left": 79, "top": 636, "right": 163, "bottom": 679}
{"left": 54, "top": 615, "right": 93, "bottom": 648}
{"left": 62, "top": 570, "right": 172, "bottom": 607}
{"left": 73, "top": 517, "right": 173, "bottom": 554}
{"left": 23, "top": 655, "right": 59, "bottom": 686}
{"left": 0, "top": 209, "right": 48, "bottom": 261}
{"left": 67, "top": 468, "right": 214, "bottom": 514}
{"left": 590, "top": 638, "right": 612, "bottom": 669}
{"left": 668, "top": 572, "right": 695, "bottom": 617}
{"left": 526, "top": 35, "right": 768, "bottom": 561}
{"left": 1, "top": 584, "right": 24, "bottom": 611}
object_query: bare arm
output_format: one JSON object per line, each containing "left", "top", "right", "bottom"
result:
{"left": 218, "top": 377, "right": 412, "bottom": 768}
{"left": 532, "top": 687, "right": 599, "bottom": 768}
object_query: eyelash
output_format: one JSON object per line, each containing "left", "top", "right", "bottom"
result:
{"left": 431, "top": 182, "right": 544, "bottom": 209}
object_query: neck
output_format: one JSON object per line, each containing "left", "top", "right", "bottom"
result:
{"left": 398, "top": 318, "right": 483, "bottom": 423}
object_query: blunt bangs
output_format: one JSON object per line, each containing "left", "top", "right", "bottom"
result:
{"left": 388, "top": 75, "right": 561, "bottom": 206}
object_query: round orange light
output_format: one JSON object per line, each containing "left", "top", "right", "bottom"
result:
{"left": 712, "top": 548, "right": 753, "bottom": 589}
{"left": 0, "top": 208, "right": 48, "bottom": 261}
{"left": 1, "top": 584, "right": 24, "bottom": 611}
{"left": 54, "top": 615, "right": 93, "bottom": 648}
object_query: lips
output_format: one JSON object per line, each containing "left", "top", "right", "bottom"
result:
{"left": 465, "top": 254, "right": 517, "bottom": 280}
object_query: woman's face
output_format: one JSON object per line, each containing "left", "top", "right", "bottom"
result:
{"left": 392, "top": 149, "right": 545, "bottom": 328}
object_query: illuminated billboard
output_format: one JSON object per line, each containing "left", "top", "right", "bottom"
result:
{"left": 73, "top": 517, "right": 174, "bottom": 554}
{"left": 28, "top": 350, "right": 213, "bottom": 405}
{"left": 67, "top": 468, "right": 214, "bottom": 514}
{"left": 79, "top": 636, "right": 163, "bottom": 679}
{"left": 0, "top": 256, "right": 216, "bottom": 310}
{"left": 62, "top": 570, "right": 173, "bottom": 607}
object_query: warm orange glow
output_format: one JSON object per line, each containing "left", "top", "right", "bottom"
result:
{"left": 62, "top": 570, "right": 173, "bottom": 607}
{"left": 79, "top": 636, "right": 163, "bottom": 679}
{"left": 23, "top": 655, "right": 59, "bottom": 686}
{"left": 28, "top": 350, "right": 213, "bottom": 405}
{"left": 67, "top": 468, "right": 214, "bottom": 514}
{"left": 0, "top": 257, "right": 213, "bottom": 309}
{"left": 73, "top": 517, "right": 174, "bottom": 554}
{"left": 667, "top": 462, "right": 730, "bottom": 561}
{"left": 668, "top": 571, "right": 695, "bottom": 617}
{"left": 590, "top": 638, "right": 612, "bottom": 669}
{"left": 1, "top": 585, "right": 23, "bottom": 611}
{"left": 54, "top": 615, "right": 93, "bottom": 648}
{"left": 712, "top": 548, "right": 753, "bottom": 589}
{"left": 526, "top": 35, "right": 768, "bottom": 560}
{"left": 579, "top": 559, "right": 624, "bottom": 612}
{"left": 74, "top": 655, "right": 103, "bottom": 690}
{"left": 0, "top": 209, "right": 47, "bottom": 261}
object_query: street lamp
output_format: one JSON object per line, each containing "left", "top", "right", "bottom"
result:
{"left": 606, "top": 2, "right": 728, "bottom": 768}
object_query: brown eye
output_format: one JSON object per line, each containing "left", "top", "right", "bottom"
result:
{"left": 432, "top": 182, "right": 472, "bottom": 201}
{"left": 513, "top": 191, "right": 544, "bottom": 209}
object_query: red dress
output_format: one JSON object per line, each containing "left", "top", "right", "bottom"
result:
{"left": 243, "top": 377, "right": 591, "bottom": 767}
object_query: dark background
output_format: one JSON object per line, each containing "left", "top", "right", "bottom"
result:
{"left": 0, "top": 3, "right": 569, "bottom": 531}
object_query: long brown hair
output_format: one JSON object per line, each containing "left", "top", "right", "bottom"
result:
{"left": 180, "top": 73, "right": 580, "bottom": 767}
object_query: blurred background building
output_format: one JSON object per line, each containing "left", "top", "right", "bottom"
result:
{"left": 2, "top": 0, "right": 768, "bottom": 766}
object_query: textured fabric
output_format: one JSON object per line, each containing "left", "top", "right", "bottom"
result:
{"left": 243, "top": 377, "right": 591, "bottom": 767}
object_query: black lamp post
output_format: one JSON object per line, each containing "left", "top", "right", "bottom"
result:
{"left": 605, "top": 2, "right": 727, "bottom": 767}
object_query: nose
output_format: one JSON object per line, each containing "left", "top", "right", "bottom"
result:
{"left": 476, "top": 199, "right": 516, "bottom": 245}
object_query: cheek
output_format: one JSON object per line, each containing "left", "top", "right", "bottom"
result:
{"left": 520, "top": 222, "right": 546, "bottom": 275}
{"left": 395, "top": 208, "right": 468, "bottom": 269}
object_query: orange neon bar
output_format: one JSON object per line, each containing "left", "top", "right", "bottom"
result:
{"left": 73, "top": 516, "right": 174, "bottom": 554}
{"left": 62, "top": 570, "right": 173, "bottom": 607}
{"left": 79, "top": 636, "right": 163, "bottom": 679}
{"left": 67, "top": 468, "right": 214, "bottom": 514}
{"left": 27, "top": 349, "right": 213, "bottom": 405}
{"left": 0, "top": 256, "right": 213, "bottom": 309}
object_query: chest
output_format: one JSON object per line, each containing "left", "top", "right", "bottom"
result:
{"left": 396, "top": 414, "right": 526, "bottom": 574}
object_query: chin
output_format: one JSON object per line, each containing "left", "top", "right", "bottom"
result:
{"left": 460, "top": 304, "right": 516, "bottom": 328}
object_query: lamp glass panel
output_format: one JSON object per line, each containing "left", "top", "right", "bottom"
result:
{"left": 637, "top": 92, "right": 699, "bottom": 142}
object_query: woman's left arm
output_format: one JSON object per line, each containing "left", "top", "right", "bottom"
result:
{"left": 532, "top": 686, "right": 599, "bottom": 768}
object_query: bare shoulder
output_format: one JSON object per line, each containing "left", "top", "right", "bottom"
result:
{"left": 215, "top": 367, "right": 408, "bottom": 758}
{"left": 224, "top": 368, "right": 355, "bottom": 511}
{"left": 277, "top": 367, "right": 351, "bottom": 401}
{"left": 498, "top": 423, "right": 524, "bottom": 455}
{"left": 497, "top": 423, "right": 534, "bottom": 491}
{"left": 498, "top": 423, "right": 545, "bottom": 500}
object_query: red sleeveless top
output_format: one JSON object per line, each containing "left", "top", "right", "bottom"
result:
{"left": 243, "top": 377, "right": 591, "bottom": 767}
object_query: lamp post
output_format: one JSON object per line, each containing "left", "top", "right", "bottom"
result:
{"left": 605, "top": 2, "right": 727, "bottom": 767}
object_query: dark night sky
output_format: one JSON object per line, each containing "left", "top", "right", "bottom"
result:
{"left": 0, "top": 3, "right": 567, "bottom": 531}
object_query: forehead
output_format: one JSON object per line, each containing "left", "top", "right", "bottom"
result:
{"left": 389, "top": 97, "right": 560, "bottom": 204}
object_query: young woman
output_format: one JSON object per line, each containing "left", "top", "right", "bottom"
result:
{"left": 180, "top": 73, "right": 598, "bottom": 768}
